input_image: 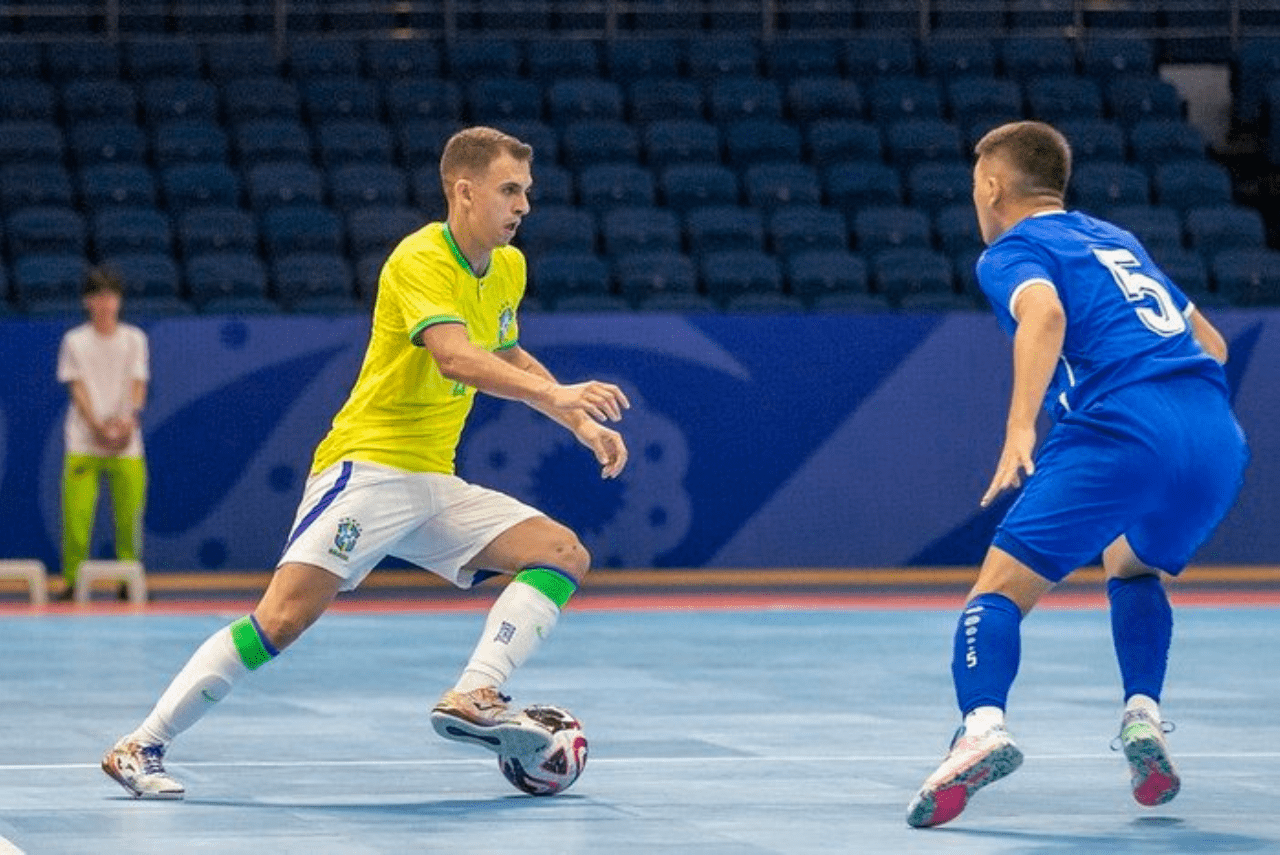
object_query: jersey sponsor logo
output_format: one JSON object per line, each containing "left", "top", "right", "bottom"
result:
{"left": 329, "top": 517, "right": 362, "bottom": 561}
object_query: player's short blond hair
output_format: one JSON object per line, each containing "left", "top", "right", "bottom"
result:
{"left": 974, "top": 121, "right": 1072, "bottom": 201}
{"left": 439, "top": 126, "right": 532, "bottom": 204}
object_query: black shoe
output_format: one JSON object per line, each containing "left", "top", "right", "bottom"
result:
{"left": 55, "top": 585, "right": 75, "bottom": 602}
{"left": 117, "top": 582, "right": 129, "bottom": 601}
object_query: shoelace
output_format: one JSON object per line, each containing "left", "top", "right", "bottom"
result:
{"left": 138, "top": 745, "right": 168, "bottom": 776}
{"left": 1110, "top": 717, "right": 1176, "bottom": 752}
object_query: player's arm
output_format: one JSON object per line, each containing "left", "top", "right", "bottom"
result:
{"left": 981, "top": 281, "right": 1066, "bottom": 507}
{"left": 1188, "top": 308, "right": 1227, "bottom": 364}
{"left": 67, "top": 379, "right": 110, "bottom": 446}
{"left": 497, "top": 344, "right": 630, "bottom": 479}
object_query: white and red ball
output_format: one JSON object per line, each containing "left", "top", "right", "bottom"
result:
{"left": 498, "top": 705, "right": 588, "bottom": 796}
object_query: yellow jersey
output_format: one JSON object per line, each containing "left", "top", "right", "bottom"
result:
{"left": 312, "top": 221, "right": 524, "bottom": 474}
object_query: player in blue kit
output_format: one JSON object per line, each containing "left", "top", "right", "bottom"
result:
{"left": 906, "top": 121, "right": 1249, "bottom": 828}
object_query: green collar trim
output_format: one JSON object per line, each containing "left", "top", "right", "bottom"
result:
{"left": 441, "top": 224, "right": 477, "bottom": 278}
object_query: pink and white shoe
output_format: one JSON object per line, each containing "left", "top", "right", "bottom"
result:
{"left": 1116, "top": 708, "right": 1181, "bottom": 806}
{"left": 907, "top": 724, "right": 1023, "bottom": 828}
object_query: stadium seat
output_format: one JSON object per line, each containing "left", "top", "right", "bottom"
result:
{"left": 1107, "top": 204, "right": 1184, "bottom": 252}
{"left": 884, "top": 119, "right": 963, "bottom": 169}
{"left": 0, "top": 42, "right": 43, "bottom": 79}
{"left": 947, "top": 78, "right": 1023, "bottom": 129}
{"left": 272, "top": 252, "right": 357, "bottom": 312}
{"left": 1081, "top": 36, "right": 1155, "bottom": 79}
{"left": 766, "top": 38, "right": 841, "bottom": 82}
{"left": 1128, "top": 120, "right": 1205, "bottom": 166}
{"left": 1149, "top": 246, "right": 1213, "bottom": 302}
{"left": 853, "top": 206, "right": 933, "bottom": 254}
{"left": 1106, "top": 77, "right": 1183, "bottom": 129}
{"left": 1000, "top": 37, "right": 1076, "bottom": 79}
{"left": 1212, "top": 248, "right": 1280, "bottom": 305}
{"left": 824, "top": 162, "right": 903, "bottom": 216}
{"left": 206, "top": 39, "right": 279, "bottom": 80}
{"left": 1152, "top": 161, "right": 1233, "bottom": 211}
{"left": 907, "top": 162, "right": 974, "bottom": 214}
{"left": 660, "top": 163, "right": 739, "bottom": 212}
{"left": 141, "top": 79, "right": 218, "bottom": 124}
{"left": 548, "top": 79, "right": 625, "bottom": 125}
{"left": 1026, "top": 76, "right": 1103, "bottom": 122}
{"left": 614, "top": 251, "right": 699, "bottom": 307}
{"left": 0, "top": 121, "right": 64, "bottom": 165}
{"left": 6, "top": 206, "right": 86, "bottom": 256}
{"left": 806, "top": 120, "right": 883, "bottom": 167}
{"left": 869, "top": 77, "right": 944, "bottom": 124}
{"left": 1070, "top": 161, "right": 1151, "bottom": 212}
{"left": 1235, "top": 37, "right": 1280, "bottom": 126}
{"left": 125, "top": 40, "right": 200, "bottom": 79}
{"left": 152, "top": 119, "right": 229, "bottom": 167}
{"left": 722, "top": 118, "right": 802, "bottom": 167}
{"left": 787, "top": 77, "right": 862, "bottom": 124}
{"left": 222, "top": 77, "right": 301, "bottom": 123}
{"left": 0, "top": 80, "right": 55, "bottom": 121}
{"left": 501, "top": 120, "right": 558, "bottom": 163}
{"left": 317, "top": 120, "right": 395, "bottom": 167}
{"left": 526, "top": 38, "right": 600, "bottom": 80}
{"left": 46, "top": 41, "right": 119, "bottom": 82}
{"left": 178, "top": 206, "right": 258, "bottom": 257}
{"left": 561, "top": 120, "right": 640, "bottom": 168}
{"left": 787, "top": 249, "right": 869, "bottom": 304}
{"left": 1184, "top": 205, "right": 1267, "bottom": 258}
{"left": 234, "top": 118, "right": 312, "bottom": 164}
{"left": 578, "top": 163, "right": 656, "bottom": 212}
{"left": 528, "top": 163, "right": 573, "bottom": 206}
{"left": 262, "top": 205, "right": 345, "bottom": 256}
{"left": 698, "top": 249, "right": 783, "bottom": 305}
{"left": 685, "top": 205, "right": 765, "bottom": 255}
{"left": 92, "top": 207, "right": 172, "bottom": 256}
{"left": 398, "top": 119, "right": 463, "bottom": 170}
{"left": 346, "top": 206, "right": 423, "bottom": 257}
{"left": 78, "top": 163, "right": 158, "bottom": 209}
{"left": 842, "top": 36, "right": 916, "bottom": 78}
{"left": 330, "top": 163, "right": 408, "bottom": 211}
{"left": 1056, "top": 118, "right": 1127, "bottom": 163}
{"left": 162, "top": 163, "right": 241, "bottom": 211}
{"left": 68, "top": 121, "right": 147, "bottom": 168}
{"left": 1, "top": 163, "right": 74, "bottom": 209}
{"left": 246, "top": 162, "right": 324, "bottom": 209}
{"left": 686, "top": 36, "right": 760, "bottom": 80}
{"left": 468, "top": 78, "right": 543, "bottom": 123}
{"left": 768, "top": 206, "right": 848, "bottom": 259}
{"left": 934, "top": 204, "right": 983, "bottom": 255}
{"left": 600, "top": 206, "right": 681, "bottom": 256}
{"left": 101, "top": 251, "right": 181, "bottom": 299}
{"left": 302, "top": 77, "right": 382, "bottom": 123}
{"left": 385, "top": 79, "right": 463, "bottom": 123}
{"left": 643, "top": 120, "right": 721, "bottom": 168}
{"left": 708, "top": 77, "right": 783, "bottom": 123}
{"left": 923, "top": 36, "right": 997, "bottom": 79}
{"left": 516, "top": 205, "right": 597, "bottom": 256}
{"left": 289, "top": 39, "right": 362, "bottom": 78}
{"left": 605, "top": 38, "right": 682, "bottom": 84}
{"left": 530, "top": 252, "right": 613, "bottom": 307}
{"left": 185, "top": 251, "right": 271, "bottom": 308}
{"left": 408, "top": 165, "right": 448, "bottom": 220}
{"left": 11, "top": 254, "right": 88, "bottom": 305}
{"left": 445, "top": 38, "right": 522, "bottom": 79}
{"left": 364, "top": 38, "right": 441, "bottom": 80}
{"left": 742, "top": 163, "right": 823, "bottom": 212}
{"left": 630, "top": 79, "right": 705, "bottom": 123}
{"left": 873, "top": 248, "right": 955, "bottom": 307}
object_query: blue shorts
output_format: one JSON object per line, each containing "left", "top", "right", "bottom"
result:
{"left": 993, "top": 377, "right": 1249, "bottom": 582}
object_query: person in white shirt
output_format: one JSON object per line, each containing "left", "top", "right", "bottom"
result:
{"left": 57, "top": 266, "right": 150, "bottom": 600}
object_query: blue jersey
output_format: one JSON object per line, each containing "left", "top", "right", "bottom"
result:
{"left": 976, "top": 210, "right": 1227, "bottom": 421}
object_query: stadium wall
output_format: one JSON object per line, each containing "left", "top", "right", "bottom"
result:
{"left": 2, "top": 309, "right": 1276, "bottom": 573}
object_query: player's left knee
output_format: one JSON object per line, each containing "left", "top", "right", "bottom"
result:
{"left": 534, "top": 523, "right": 591, "bottom": 583}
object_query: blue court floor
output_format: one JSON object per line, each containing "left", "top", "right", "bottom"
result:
{"left": 1, "top": 603, "right": 1277, "bottom": 854}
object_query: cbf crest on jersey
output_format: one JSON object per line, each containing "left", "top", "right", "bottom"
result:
{"left": 498, "top": 305, "right": 515, "bottom": 347}
{"left": 330, "top": 517, "right": 362, "bottom": 561}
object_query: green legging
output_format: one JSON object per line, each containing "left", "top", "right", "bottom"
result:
{"left": 61, "top": 454, "right": 147, "bottom": 584}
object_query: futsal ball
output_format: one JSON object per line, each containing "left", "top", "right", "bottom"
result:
{"left": 498, "top": 705, "right": 588, "bottom": 796}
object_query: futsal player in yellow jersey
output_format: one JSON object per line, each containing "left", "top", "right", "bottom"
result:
{"left": 104, "top": 127, "right": 631, "bottom": 799}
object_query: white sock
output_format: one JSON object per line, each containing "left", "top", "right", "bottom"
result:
{"left": 454, "top": 581, "right": 560, "bottom": 693}
{"left": 1126, "top": 693, "right": 1160, "bottom": 719}
{"left": 964, "top": 705, "right": 1006, "bottom": 734}
{"left": 130, "top": 625, "right": 252, "bottom": 746}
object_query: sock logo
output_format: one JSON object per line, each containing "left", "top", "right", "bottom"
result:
{"left": 493, "top": 621, "right": 516, "bottom": 644}
{"left": 963, "top": 606, "right": 983, "bottom": 669}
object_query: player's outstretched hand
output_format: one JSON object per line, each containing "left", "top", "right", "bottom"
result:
{"left": 575, "top": 422, "right": 629, "bottom": 479}
{"left": 981, "top": 425, "right": 1037, "bottom": 507}
{"left": 549, "top": 381, "right": 631, "bottom": 423}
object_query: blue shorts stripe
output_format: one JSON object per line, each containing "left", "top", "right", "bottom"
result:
{"left": 285, "top": 461, "right": 353, "bottom": 550}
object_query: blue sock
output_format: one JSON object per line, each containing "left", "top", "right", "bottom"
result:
{"left": 951, "top": 593, "right": 1023, "bottom": 716}
{"left": 1107, "top": 575, "right": 1172, "bottom": 703}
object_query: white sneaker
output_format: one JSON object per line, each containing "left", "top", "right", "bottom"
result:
{"left": 1116, "top": 708, "right": 1180, "bottom": 806}
{"left": 430, "top": 687, "right": 553, "bottom": 757}
{"left": 102, "top": 739, "right": 185, "bottom": 800}
{"left": 907, "top": 724, "right": 1023, "bottom": 828}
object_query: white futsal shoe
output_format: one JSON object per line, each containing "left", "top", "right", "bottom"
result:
{"left": 102, "top": 738, "right": 185, "bottom": 800}
{"left": 907, "top": 723, "right": 1024, "bottom": 828}
{"left": 430, "top": 686, "right": 553, "bottom": 757}
{"left": 1116, "top": 708, "right": 1181, "bottom": 806}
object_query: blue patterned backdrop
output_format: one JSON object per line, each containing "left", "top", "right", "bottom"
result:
{"left": 2, "top": 309, "right": 1276, "bottom": 574}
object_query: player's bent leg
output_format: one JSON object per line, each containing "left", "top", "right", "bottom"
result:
{"left": 252, "top": 561, "right": 344, "bottom": 650}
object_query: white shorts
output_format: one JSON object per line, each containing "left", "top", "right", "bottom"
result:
{"left": 278, "top": 460, "right": 544, "bottom": 591}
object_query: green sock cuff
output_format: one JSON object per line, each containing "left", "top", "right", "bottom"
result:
{"left": 229, "top": 615, "right": 277, "bottom": 671}
{"left": 514, "top": 567, "right": 578, "bottom": 609}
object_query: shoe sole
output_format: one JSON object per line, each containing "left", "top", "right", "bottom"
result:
{"left": 1123, "top": 734, "right": 1181, "bottom": 806}
{"left": 101, "top": 754, "right": 185, "bottom": 800}
{"left": 430, "top": 710, "right": 553, "bottom": 757}
{"left": 907, "top": 742, "right": 1024, "bottom": 828}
